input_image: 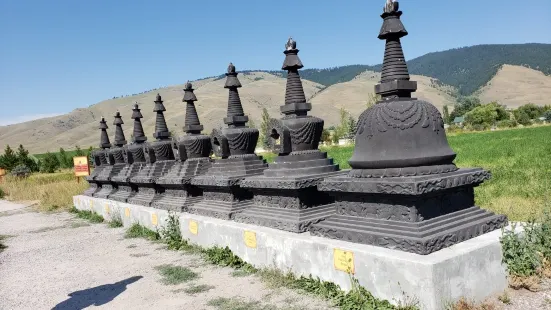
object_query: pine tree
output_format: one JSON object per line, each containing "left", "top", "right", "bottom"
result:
{"left": 0, "top": 145, "right": 18, "bottom": 171}
{"left": 347, "top": 116, "right": 357, "bottom": 138}
{"left": 59, "top": 147, "right": 71, "bottom": 169}
{"left": 16, "top": 144, "right": 39, "bottom": 172}
{"left": 75, "top": 145, "right": 85, "bottom": 157}
{"left": 443, "top": 105, "right": 450, "bottom": 124}
{"left": 41, "top": 152, "right": 60, "bottom": 173}
{"left": 260, "top": 108, "right": 271, "bottom": 148}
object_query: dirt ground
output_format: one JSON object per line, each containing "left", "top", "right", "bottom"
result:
{"left": 0, "top": 201, "right": 334, "bottom": 310}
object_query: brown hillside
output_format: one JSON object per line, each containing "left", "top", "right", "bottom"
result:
{"left": 477, "top": 65, "right": 551, "bottom": 108}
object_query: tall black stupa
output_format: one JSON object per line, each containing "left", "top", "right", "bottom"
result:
{"left": 128, "top": 94, "right": 177, "bottom": 206}
{"left": 190, "top": 63, "right": 268, "bottom": 219}
{"left": 110, "top": 103, "right": 151, "bottom": 202}
{"left": 235, "top": 38, "right": 341, "bottom": 232}
{"left": 83, "top": 117, "right": 112, "bottom": 196}
{"left": 153, "top": 81, "right": 213, "bottom": 211}
{"left": 95, "top": 112, "right": 128, "bottom": 199}
{"left": 310, "top": 1, "right": 507, "bottom": 255}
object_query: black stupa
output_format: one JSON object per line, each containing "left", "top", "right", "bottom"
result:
{"left": 110, "top": 103, "right": 151, "bottom": 203}
{"left": 310, "top": 1, "right": 507, "bottom": 255}
{"left": 190, "top": 63, "right": 268, "bottom": 220}
{"left": 95, "top": 112, "right": 130, "bottom": 199}
{"left": 129, "top": 94, "right": 177, "bottom": 207}
{"left": 83, "top": 117, "right": 112, "bottom": 197}
{"left": 235, "top": 37, "right": 341, "bottom": 233}
{"left": 153, "top": 82, "right": 213, "bottom": 211}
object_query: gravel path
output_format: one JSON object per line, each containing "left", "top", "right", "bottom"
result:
{"left": 0, "top": 200, "right": 334, "bottom": 310}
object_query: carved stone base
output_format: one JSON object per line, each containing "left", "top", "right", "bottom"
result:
{"left": 93, "top": 183, "right": 117, "bottom": 199}
{"left": 127, "top": 186, "right": 156, "bottom": 207}
{"left": 108, "top": 185, "right": 135, "bottom": 203}
{"left": 187, "top": 186, "right": 252, "bottom": 220}
{"left": 234, "top": 203, "right": 335, "bottom": 233}
{"left": 312, "top": 168, "right": 508, "bottom": 254}
{"left": 83, "top": 183, "right": 100, "bottom": 197}
{"left": 310, "top": 206, "right": 507, "bottom": 255}
{"left": 151, "top": 186, "right": 203, "bottom": 212}
{"left": 237, "top": 172, "right": 342, "bottom": 232}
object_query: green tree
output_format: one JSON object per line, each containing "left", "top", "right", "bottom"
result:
{"left": 443, "top": 105, "right": 450, "bottom": 124}
{"left": 515, "top": 103, "right": 544, "bottom": 120}
{"left": 0, "top": 145, "right": 18, "bottom": 171}
{"left": 515, "top": 111, "right": 532, "bottom": 126}
{"left": 260, "top": 108, "right": 271, "bottom": 148}
{"left": 58, "top": 147, "right": 71, "bottom": 169}
{"left": 347, "top": 116, "right": 357, "bottom": 138}
{"left": 337, "top": 108, "right": 350, "bottom": 139}
{"left": 16, "top": 144, "right": 39, "bottom": 172}
{"left": 321, "top": 128, "right": 331, "bottom": 144}
{"left": 464, "top": 102, "right": 509, "bottom": 130}
{"left": 75, "top": 145, "right": 85, "bottom": 157}
{"left": 41, "top": 152, "right": 60, "bottom": 173}
{"left": 449, "top": 96, "right": 481, "bottom": 121}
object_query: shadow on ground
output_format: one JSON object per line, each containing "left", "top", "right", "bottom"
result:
{"left": 52, "top": 276, "right": 143, "bottom": 310}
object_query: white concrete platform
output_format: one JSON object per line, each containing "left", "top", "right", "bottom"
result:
{"left": 74, "top": 195, "right": 509, "bottom": 310}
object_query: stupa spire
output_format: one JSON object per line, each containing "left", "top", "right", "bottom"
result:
{"left": 224, "top": 63, "right": 248, "bottom": 127}
{"left": 113, "top": 111, "right": 127, "bottom": 147}
{"left": 153, "top": 94, "right": 171, "bottom": 140}
{"left": 281, "top": 37, "right": 308, "bottom": 116}
{"left": 98, "top": 117, "right": 111, "bottom": 149}
{"left": 375, "top": 0, "right": 416, "bottom": 100}
{"left": 131, "top": 103, "right": 147, "bottom": 143}
{"left": 182, "top": 81, "right": 203, "bottom": 134}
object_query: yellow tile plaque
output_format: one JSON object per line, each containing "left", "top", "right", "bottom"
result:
{"left": 189, "top": 220, "right": 198, "bottom": 235}
{"left": 151, "top": 213, "right": 158, "bottom": 226}
{"left": 124, "top": 208, "right": 130, "bottom": 218}
{"left": 244, "top": 231, "right": 257, "bottom": 248}
{"left": 104, "top": 204, "right": 110, "bottom": 214}
{"left": 333, "top": 248, "right": 355, "bottom": 274}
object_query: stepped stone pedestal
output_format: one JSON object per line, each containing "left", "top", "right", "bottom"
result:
{"left": 83, "top": 152, "right": 106, "bottom": 197}
{"left": 190, "top": 63, "right": 267, "bottom": 219}
{"left": 152, "top": 81, "right": 213, "bottom": 212}
{"left": 236, "top": 38, "right": 342, "bottom": 232}
{"left": 310, "top": 1, "right": 507, "bottom": 254}
{"left": 86, "top": 117, "right": 114, "bottom": 198}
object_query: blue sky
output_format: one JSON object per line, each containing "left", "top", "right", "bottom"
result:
{"left": 1, "top": 0, "right": 550, "bottom": 125}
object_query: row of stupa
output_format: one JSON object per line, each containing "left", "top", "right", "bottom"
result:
{"left": 84, "top": 1, "right": 507, "bottom": 255}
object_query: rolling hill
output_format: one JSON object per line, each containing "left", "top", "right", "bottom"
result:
{"left": 1, "top": 43, "right": 550, "bottom": 154}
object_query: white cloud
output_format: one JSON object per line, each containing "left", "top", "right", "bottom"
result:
{"left": 0, "top": 113, "right": 63, "bottom": 126}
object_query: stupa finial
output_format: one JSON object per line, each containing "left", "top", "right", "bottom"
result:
{"left": 113, "top": 111, "right": 127, "bottom": 147}
{"left": 223, "top": 62, "right": 247, "bottom": 126}
{"left": 131, "top": 103, "right": 147, "bottom": 143}
{"left": 182, "top": 81, "right": 203, "bottom": 134}
{"left": 153, "top": 94, "right": 170, "bottom": 141}
{"left": 281, "top": 37, "right": 308, "bottom": 115}
{"left": 98, "top": 117, "right": 111, "bottom": 149}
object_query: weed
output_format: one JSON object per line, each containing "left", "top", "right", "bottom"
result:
{"left": 158, "top": 212, "right": 183, "bottom": 250}
{"left": 70, "top": 207, "right": 104, "bottom": 223}
{"left": 183, "top": 284, "right": 215, "bottom": 295}
{"left": 0, "top": 235, "right": 11, "bottom": 252}
{"left": 125, "top": 223, "right": 160, "bottom": 241}
{"left": 497, "top": 291, "right": 511, "bottom": 304}
{"left": 155, "top": 264, "right": 199, "bottom": 285}
{"left": 207, "top": 297, "right": 285, "bottom": 310}
{"left": 231, "top": 270, "right": 252, "bottom": 278}
{"left": 108, "top": 212, "right": 123, "bottom": 228}
{"left": 500, "top": 202, "right": 551, "bottom": 289}
{"left": 444, "top": 297, "right": 497, "bottom": 310}
{"left": 0, "top": 187, "right": 5, "bottom": 199}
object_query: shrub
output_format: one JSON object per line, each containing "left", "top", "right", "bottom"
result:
{"left": 496, "top": 119, "right": 517, "bottom": 128}
{"left": 0, "top": 187, "right": 5, "bottom": 199}
{"left": 10, "top": 164, "right": 31, "bottom": 178}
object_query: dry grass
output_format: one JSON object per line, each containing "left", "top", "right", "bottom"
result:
{"left": 0, "top": 171, "right": 87, "bottom": 212}
{"left": 446, "top": 297, "right": 498, "bottom": 310}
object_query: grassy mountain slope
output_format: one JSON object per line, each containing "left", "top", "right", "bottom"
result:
{"left": 477, "top": 65, "right": 551, "bottom": 108}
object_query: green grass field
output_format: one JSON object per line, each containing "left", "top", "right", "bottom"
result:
{"left": 260, "top": 126, "right": 551, "bottom": 221}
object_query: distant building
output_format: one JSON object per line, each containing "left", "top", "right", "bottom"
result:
{"left": 453, "top": 116, "right": 465, "bottom": 126}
